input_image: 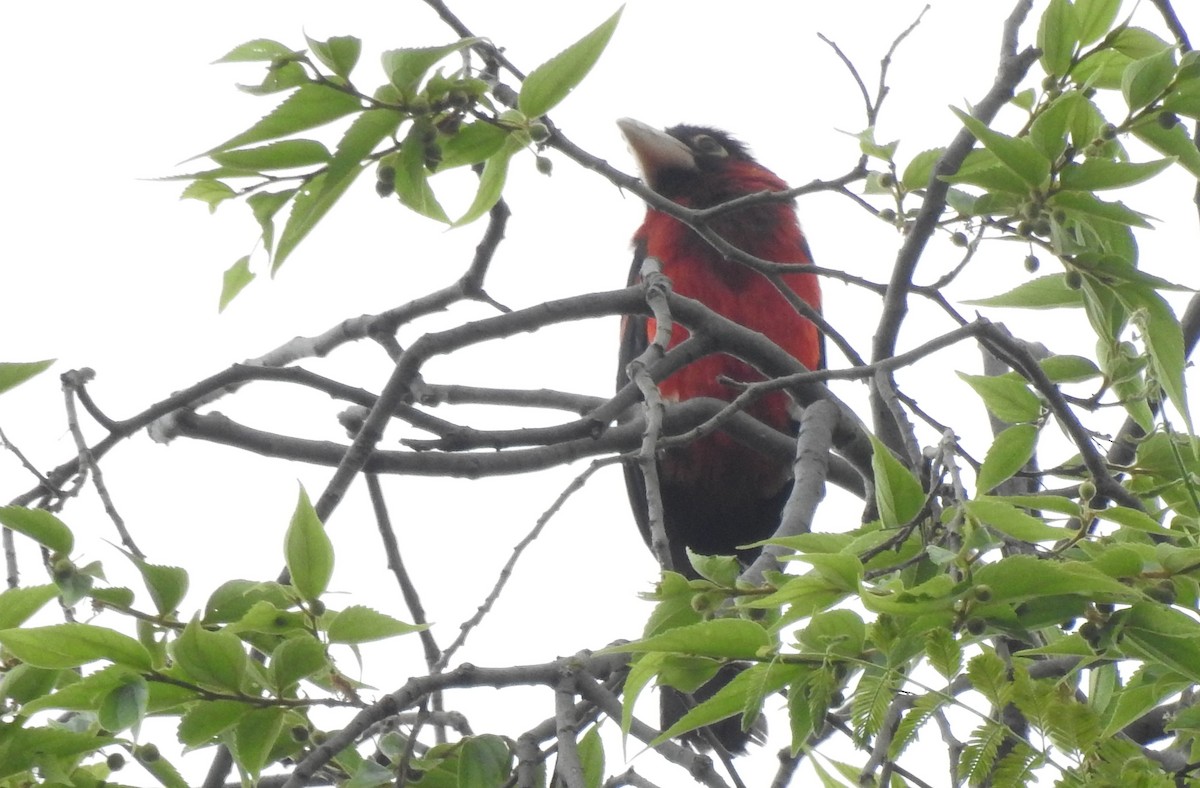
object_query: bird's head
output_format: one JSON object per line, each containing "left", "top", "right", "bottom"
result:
{"left": 617, "top": 117, "right": 787, "bottom": 207}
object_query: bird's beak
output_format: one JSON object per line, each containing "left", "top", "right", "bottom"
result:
{"left": 617, "top": 117, "right": 696, "bottom": 191}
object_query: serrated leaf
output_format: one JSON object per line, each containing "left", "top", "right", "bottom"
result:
{"left": 1077, "top": 0, "right": 1122, "bottom": 45}
{"left": 0, "top": 359, "right": 54, "bottom": 395}
{"left": 972, "top": 555, "right": 1134, "bottom": 603}
{"left": 215, "top": 39, "right": 298, "bottom": 64}
{"left": 964, "top": 497, "right": 1073, "bottom": 542}
{"left": 976, "top": 424, "right": 1039, "bottom": 493}
{"left": 178, "top": 699, "right": 252, "bottom": 746}
{"left": 0, "top": 585, "right": 58, "bottom": 629}
{"left": 1038, "top": 0, "right": 1079, "bottom": 77}
{"left": 327, "top": 605, "right": 425, "bottom": 644}
{"left": 1132, "top": 113, "right": 1200, "bottom": 178}
{"left": 211, "top": 139, "right": 331, "bottom": 170}
{"left": 656, "top": 661, "right": 800, "bottom": 745}
{"left": 1118, "top": 603, "right": 1200, "bottom": 682}
{"left": 219, "top": 256, "right": 255, "bottom": 312}
{"left": 900, "top": 147, "right": 944, "bottom": 190}
{"left": 98, "top": 673, "right": 148, "bottom": 733}
{"left": 457, "top": 734, "right": 512, "bottom": 787}
{"left": 395, "top": 121, "right": 450, "bottom": 223}
{"left": 925, "top": 629, "right": 962, "bottom": 679}
{"left": 181, "top": 178, "right": 236, "bottom": 213}
{"left": 952, "top": 107, "right": 1051, "bottom": 188}
{"left": 205, "top": 83, "right": 361, "bottom": 156}
{"left": 1059, "top": 157, "right": 1173, "bottom": 191}
{"left": 173, "top": 618, "right": 248, "bottom": 691}
{"left": 436, "top": 121, "right": 510, "bottom": 170}
{"left": 247, "top": 189, "right": 295, "bottom": 254}
{"left": 957, "top": 373, "right": 1042, "bottom": 423}
{"left": 615, "top": 618, "right": 771, "bottom": 659}
{"left": 270, "top": 636, "right": 329, "bottom": 690}
{"left": 381, "top": 38, "right": 480, "bottom": 95}
{"left": 115, "top": 546, "right": 188, "bottom": 617}
{"left": 518, "top": 7, "right": 623, "bottom": 118}
{"left": 453, "top": 137, "right": 520, "bottom": 226}
{"left": 869, "top": 436, "right": 925, "bottom": 528}
{"left": 0, "top": 623, "right": 151, "bottom": 670}
{"left": 273, "top": 166, "right": 364, "bottom": 271}
{"left": 306, "top": 34, "right": 361, "bottom": 80}
{"left": 0, "top": 506, "right": 73, "bottom": 554}
{"left": 233, "top": 707, "right": 286, "bottom": 779}
{"left": 798, "top": 609, "right": 866, "bottom": 658}
{"left": 285, "top": 486, "right": 333, "bottom": 602}
{"left": 1122, "top": 46, "right": 1176, "bottom": 111}
{"left": 966, "top": 274, "right": 1085, "bottom": 309}
{"left": 1096, "top": 506, "right": 1170, "bottom": 535}
{"left": 1050, "top": 190, "right": 1153, "bottom": 228}
{"left": 1029, "top": 91, "right": 1080, "bottom": 160}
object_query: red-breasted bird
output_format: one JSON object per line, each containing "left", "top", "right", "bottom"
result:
{"left": 616, "top": 118, "right": 823, "bottom": 752}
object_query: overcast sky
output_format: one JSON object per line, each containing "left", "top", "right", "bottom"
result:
{"left": 4, "top": 2, "right": 1200, "bottom": 785}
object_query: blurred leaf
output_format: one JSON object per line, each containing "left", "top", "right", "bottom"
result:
{"left": 798, "top": 609, "right": 866, "bottom": 657}
{"left": 0, "top": 506, "right": 73, "bottom": 554}
{"left": 305, "top": 34, "right": 361, "bottom": 80}
{"left": 179, "top": 699, "right": 251, "bottom": 746}
{"left": 327, "top": 605, "right": 426, "bottom": 644}
{"left": 901, "top": 147, "right": 944, "bottom": 190}
{"left": 966, "top": 274, "right": 1084, "bottom": 309}
{"left": 952, "top": 107, "right": 1050, "bottom": 188}
{"left": 205, "top": 84, "right": 362, "bottom": 156}
{"left": 870, "top": 435, "right": 925, "bottom": 528}
{"left": 233, "top": 707, "right": 286, "bottom": 780}
{"left": 220, "top": 255, "right": 256, "bottom": 312}
{"left": 0, "top": 359, "right": 54, "bottom": 395}
{"left": 173, "top": 618, "right": 248, "bottom": 691}
{"left": 215, "top": 39, "right": 299, "bottom": 63}
{"left": 458, "top": 734, "right": 512, "bottom": 787}
{"left": 656, "top": 661, "right": 800, "bottom": 746}
{"left": 181, "top": 178, "right": 236, "bottom": 213}
{"left": 1118, "top": 603, "right": 1200, "bottom": 683}
{"left": 1059, "top": 157, "right": 1173, "bottom": 191}
{"left": 382, "top": 38, "right": 479, "bottom": 95}
{"left": 395, "top": 121, "right": 450, "bottom": 223}
{"left": 958, "top": 373, "right": 1042, "bottom": 424}
{"left": 1040, "top": 354, "right": 1101, "bottom": 383}
{"left": 0, "top": 585, "right": 58, "bottom": 629}
{"left": 271, "top": 636, "right": 329, "bottom": 690}
{"left": 98, "top": 673, "right": 148, "bottom": 733}
{"left": 1132, "top": 114, "right": 1200, "bottom": 178}
{"left": 1029, "top": 91, "right": 1080, "bottom": 160}
{"left": 285, "top": 486, "right": 334, "bottom": 602}
{"left": 518, "top": 7, "right": 623, "bottom": 118}
{"left": 616, "top": 618, "right": 771, "bottom": 659}
{"left": 1038, "top": 0, "right": 1079, "bottom": 77}
{"left": 1118, "top": 285, "right": 1191, "bottom": 431}
{"left": 1076, "top": 0, "right": 1121, "bottom": 46}
{"left": 965, "top": 497, "right": 1073, "bottom": 542}
{"left": 976, "top": 424, "right": 1039, "bottom": 493}
{"left": 211, "top": 139, "right": 331, "bottom": 170}
{"left": 1122, "top": 47, "right": 1176, "bottom": 111}
{"left": 0, "top": 623, "right": 151, "bottom": 670}
{"left": 1162, "top": 78, "right": 1200, "bottom": 119}
{"left": 1049, "top": 191, "right": 1152, "bottom": 228}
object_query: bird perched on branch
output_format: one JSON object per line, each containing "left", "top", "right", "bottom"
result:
{"left": 616, "top": 118, "right": 823, "bottom": 752}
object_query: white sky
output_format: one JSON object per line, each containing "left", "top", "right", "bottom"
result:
{"left": 3, "top": 1, "right": 1200, "bottom": 786}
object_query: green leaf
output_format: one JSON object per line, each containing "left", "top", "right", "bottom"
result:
{"left": 0, "top": 506, "right": 73, "bottom": 554}
{"left": 1076, "top": 0, "right": 1122, "bottom": 45}
{"left": 952, "top": 107, "right": 1051, "bottom": 188}
{"left": 941, "top": 149, "right": 1034, "bottom": 195}
{"left": 964, "top": 497, "right": 1074, "bottom": 542}
{"left": 957, "top": 373, "right": 1042, "bottom": 423}
{"left": 381, "top": 38, "right": 480, "bottom": 95}
{"left": 687, "top": 550, "right": 741, "bottom": 587}
{"left": 1096, "top": 506, "right": 1170, "bottom": 535}
{"left": 1119, "top": 285, "right": 1191, "bottom": 431}
{"left": 0, "top": 623, "right": 151, "bottom": 670}
{"left": 578, "top": 726, "right": 604, "bottom": 787}
{"left": 972, "top": 555, "right": 1134, "bottom": 603}
{"left": 1122, "top": 46, "right": 1176, "bottom": 111}
{"left": 227, "top": 600, "right": 307, "bottom": 636}
{"left": 305, "top": 34, "right": 361, "bottom": 80}
{"left": 205, "top": 83, "right": 362, "bottom": 156}
{"left": 98, "top": 673, "right": 148, "bottom": 733}
{"left": 453, "top": 137, "right": 520, "bottom": 226}
{"left": 285, "top": 486, "right": 334, "bottom": 602}
{"left": 657, "top": 661, "right": 801, "bottom": 745}
{"left": 965, "top": 274, "right": 1084, "bottom": 309}
{"left": 518, "top": 7, "right": 623, "bottom": 118}
{"left": 247, "top": 188, "right": 296, "bottom": 254}
{"left": 437, "top": 121, "right": 510, "bottom": 170}
{"left": 1040, "top": 354, "right": 1101, "bottom": 383}
{"left": 1118, "top": 603, "right": 1200, "bottom": 683}
{"left": 327, "top": 605, "right": 425, "bottom": 644}
{"left": 215, "top": 39, "right": 298, "bottom": 63}
{"left": 181, "top": 178, "right": 236, "bottom": 213}
{"left": 0, "top": 359, "right": 54, "bottom": 395}
{"left": 1029, "top": 91, "right": 1080, "bottom": 160}
{"left": 925, "top": 629, "right": 962, "bottom": 679}
{"left": 173, "top": 618, "right": 248, "bottom": 691}
{"left": 869, "top": 435, "right": 925, "bottom": 528}
{"left": 976, "top": 424, "right": 1039, "bottom": 493}
{"left": 178, "top": 699, "right": 252, "bottom": 746}
{"left": 117, "top": 547, "right": 188, "bottom": 617}
{"left": 1049, "top": 190, "right": 1153, "bottom": 228}
{"left": 219, "top": 256, "right": 256, "bottom": 312}
{"left": 273, "top": 166, "right": 364, "bottom": 272}
{"left": 0, "top": 727, "right": 116, "bottom": 781}
{"left": 457, "top": 734, "right": 512, "bottom": 787}
{"left": 0, "top": 585, "right": 58, "bottom": 629}
{"left": 1038, "top": 0, "right": 1079, "bottom": 77}
{"left": 211, "top": 139, "right": 331, "bottom": 170}
{"left": 797, "top": 609, "right": 866, "bottom": 657}
{"left": 232, "top": 707, "right": 286, "bottom": 780}
{"left": 395, "top": 121, "right": 450, "bottom": 223}
{"left": 1059, "top": 157, "right": 1174, "bottom": 191}
{"left": 616, "top": 619, "right": 771, "bottom": 659}
{"left": 270, "top": 636, "right": 329, "bottom": 690}
{"left": 1132, "top": 113, "right": 1200, "bottom": 178}
{"left": 1162, "top": 77, "right": 1200, "bottom": 119}
{"left": 900, "top": 148, "right": 945, "bottom": 190}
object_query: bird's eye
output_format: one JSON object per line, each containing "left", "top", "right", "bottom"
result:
{"left": 691, "top": 134, "right": 728, "bottom": 157}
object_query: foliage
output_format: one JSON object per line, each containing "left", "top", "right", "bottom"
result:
{"left": 4, "top": 1, "right": 1200, "bottom": 786}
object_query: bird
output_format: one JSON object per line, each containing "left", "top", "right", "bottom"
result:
{"left": 616, "top": 118, "right": 823, "bottom": 753}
